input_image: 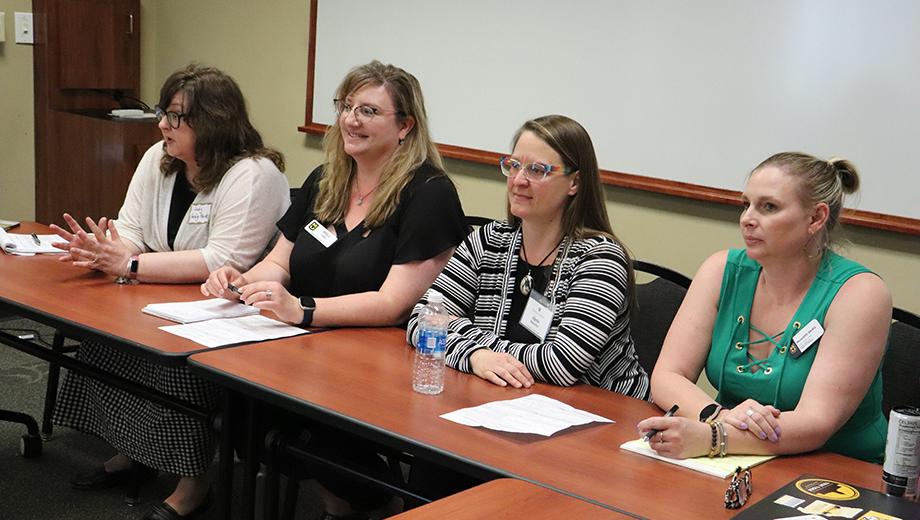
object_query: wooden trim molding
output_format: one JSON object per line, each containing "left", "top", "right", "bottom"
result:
{"left": 301, "top": 0, "right": 919, "bottom": 236}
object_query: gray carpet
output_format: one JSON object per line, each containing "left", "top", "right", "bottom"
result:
{"left": 0, "top": 316, "right": 325, "bottom": 520}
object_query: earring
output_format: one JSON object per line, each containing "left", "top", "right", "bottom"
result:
{"left": 398, "top": 138, "right": 405, "bottom": 146}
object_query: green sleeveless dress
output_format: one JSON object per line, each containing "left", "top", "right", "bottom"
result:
{"left": 705, "top": 249, "right": 886, "bottom": 463}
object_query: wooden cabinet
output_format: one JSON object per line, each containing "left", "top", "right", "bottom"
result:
{"left": 33, "top": 0, "right": 160, "bottom": 225}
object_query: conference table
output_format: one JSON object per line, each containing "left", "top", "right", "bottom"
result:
{"left": 188, "top": 327, "right": 889, "bottom": 519}
{"left": 0, "top": 222, "right": 893, "bottom": 519}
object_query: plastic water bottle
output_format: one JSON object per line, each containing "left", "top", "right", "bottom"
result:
{"left": 413, "top": 290, "right": 448, "bottom": 395}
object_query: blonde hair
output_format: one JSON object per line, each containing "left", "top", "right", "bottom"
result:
{"left": 752, "top": 151, "right": 860, "bottom": 252}
{"left": 314, "top": 61, "right": 443, "bottom": 228}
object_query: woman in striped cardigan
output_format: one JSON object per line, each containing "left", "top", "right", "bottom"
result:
{"left": 408, "top": 115, "right": 649, "bottom": 398}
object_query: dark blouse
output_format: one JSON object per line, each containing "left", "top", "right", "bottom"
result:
{"left": 276, "top": 162, "right": 467, "bottom": 298}
{"left": 166, "top": 172, "right": 197, "bottom": 250}
{"left": 506, "top": 258, "right": 554, "bottom": 342}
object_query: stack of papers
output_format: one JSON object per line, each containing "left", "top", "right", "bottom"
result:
{"left": 0, "top": 227, "right": 65, "bottom": 255}
{"left": 142, "top": 298, "right": 260, "bottom": 324}
{"left": 440, "top": 394, "right": 613, "bottom": 436}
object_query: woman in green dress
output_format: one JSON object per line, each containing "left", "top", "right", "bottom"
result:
{"left": 637, "top": 152, "right": 891, "bottom": 463}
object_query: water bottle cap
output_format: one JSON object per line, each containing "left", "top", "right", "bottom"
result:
{"left": 428, "top": 290, "right": 444, "bottom": 304}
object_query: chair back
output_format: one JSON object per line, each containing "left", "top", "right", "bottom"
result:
{"left": 464, "top": 215, "right": 493, "bottom": 234}
{"left": 631, "top": 261, "right": 692, "bottom": 376}
{"left": 882, "top": 307, "right": 920, "bottom": 418}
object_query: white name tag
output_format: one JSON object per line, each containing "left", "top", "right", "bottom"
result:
{"left": 305, "top": 219, "right": 337, "bottom": 247}
{"left": 520, "top": 290, "right": 554, "bottom": 342}
{"left": 188, "top": 203, "right": 211, "bottom": 224}
{"left": 792, "top": 319, "right": 824, "bottom": 354}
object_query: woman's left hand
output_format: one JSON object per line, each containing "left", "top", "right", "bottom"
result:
{"left": 50, "top": 213, "right": 132, "bottom": 276}
{"left": 636, "top": 416, "right": 711, "bottom": 459}
{"left": 239, "top": 281, "right": 304, "bottom": 325}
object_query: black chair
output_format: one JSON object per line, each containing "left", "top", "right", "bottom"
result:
{"left": 631, "top": 260, "right": 692, "bottom": 376}
{"left": 464, "top": 215, "right": 492, "bottom": 233}
{"left": 881, "top": 307, "right": 920, "bottom": 418}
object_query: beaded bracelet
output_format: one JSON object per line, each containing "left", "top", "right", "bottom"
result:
{"left": 708, "top": 422, "right": 719, "bottom": 458}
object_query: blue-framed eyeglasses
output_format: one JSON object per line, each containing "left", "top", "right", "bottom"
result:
{"left": 500, "top": 156, "right": 576, "bottom": 182}
{"left": 155, "top": 107, "right": 188, "bottom": 129}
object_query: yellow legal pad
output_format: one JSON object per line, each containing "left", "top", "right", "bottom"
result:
{"left": 620, "top": 438, "right": 776, "bottom": 478}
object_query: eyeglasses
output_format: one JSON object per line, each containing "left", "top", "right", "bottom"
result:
{"left": 724, "top": 467, "right": 752, "bottom": 509}
{"left": 155, "top": 107, "right": 188, "bottom": 129}
{"left": 333, "top": 99, "right": 403, "bottom": 123}
{"left": 500, "top": 156, "right": 575, "bottom": 182}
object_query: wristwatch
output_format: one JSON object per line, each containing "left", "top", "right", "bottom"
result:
{"left": 699, "top": 403, "right": 724, "bottom": 423}
{"left": 126, "top": 255, "right": 139, "bottom": 280}
{"left": 298, "top": 296, "right": 316, "bottom": 327}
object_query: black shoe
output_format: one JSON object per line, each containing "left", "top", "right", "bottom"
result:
{"left": 143, "top": 491, "right": 213, "bottom": 520}
{"left": 70, "top": 462, "right": 157, "bottom": 490}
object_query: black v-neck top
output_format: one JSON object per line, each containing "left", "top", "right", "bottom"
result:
{"left": 506, "top": 257, "right": 554, "bottom": 342}
{"left": 276, "top": 163, "right": 467, "bottom": 298}
{"left": 167, "top": 172, "right": 198, "bottom": 250}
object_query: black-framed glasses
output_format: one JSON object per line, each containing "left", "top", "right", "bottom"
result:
{"left": 724, "top": 467, "right": 753, "bottom": 509}
{"left": 500, "top": 156, "right": 575, "bottom": 182}
{"left": 333, "top": 99, "right": 403, "bottom": 123}
{"left": 154, "top": 107, "right": 188, "bottom": 129}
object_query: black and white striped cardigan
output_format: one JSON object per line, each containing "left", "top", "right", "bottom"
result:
{"left": 408, "top": 220, "right": 650, "bottom": 399}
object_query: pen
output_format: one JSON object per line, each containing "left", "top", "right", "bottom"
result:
{"left": 30, "top": 233, "right": 41, "bottom": 246}
{"left": 227, "top": 282, "right": 243, "bottom": 295}
{"left": 643, "top": 404, "right": 679, "bottom": 442}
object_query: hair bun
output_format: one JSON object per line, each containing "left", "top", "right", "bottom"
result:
{"left": 828, "top": 157, "right": 860, "bottom": 194}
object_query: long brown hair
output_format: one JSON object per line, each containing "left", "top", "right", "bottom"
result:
{"left": 158, "top": 64, "right": 284, "bottom": 192}
{"left": 314, "top": 61, "right": 443, "bottom": 228}
{"left": 507, "top": 115, "right": 637, "bottom": 311}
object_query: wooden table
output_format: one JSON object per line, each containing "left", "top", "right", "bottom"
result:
{"left": 391, "top": 478, "right": 630, "bottom": 519}
{"left": 189, "top": 327, "right": 886, "bottom": 519}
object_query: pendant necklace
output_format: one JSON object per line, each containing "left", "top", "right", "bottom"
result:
{"left": 519, "top": 231, "right": 565, "bottom": 296}
{"left": 354, "top": 178, "right": 379, "bottom": 206}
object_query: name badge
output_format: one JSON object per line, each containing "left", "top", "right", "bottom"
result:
{"left": 188, "top": 203, "right": 211, "bottom": 224}
{"left": 305, "top": 219, "right": 337, "bottom": 248}
{"left": 791, "top": 319, "right": 824, "bottom": 358}
{"left": 520, "top": 290, "right": 554, "bottom": 342}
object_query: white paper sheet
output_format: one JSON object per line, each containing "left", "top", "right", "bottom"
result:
{"left": 440, "top": 394, "right": 613, "bottom": 436}
{"left": 159, "top": 314, "right": 308, "bottom": 348}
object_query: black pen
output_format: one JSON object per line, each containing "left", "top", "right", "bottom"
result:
{"left": 30, "top": 233, "right": 41, "bottom": 246}
{"left": 643, "top": 404, "right": 679, "bottom": 442}
{"left": 226, "top": 282, "right": 243, "bottom": 295}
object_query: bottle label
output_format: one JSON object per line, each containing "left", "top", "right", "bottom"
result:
{"left": 418, "top": 328, "right": 446, "bottom": 355}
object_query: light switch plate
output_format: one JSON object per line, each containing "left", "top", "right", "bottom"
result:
{"left": 14, "top": 11, "right": 32, "bottom": 44}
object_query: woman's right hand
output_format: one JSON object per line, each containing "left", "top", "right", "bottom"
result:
{"left": 469, "top": 349, "right": 534, "bottom": 389}
{"left": 720, "top": 399, "right": 782, "bottom": 442}
{"left": 201, "top": 266, "right": 246, "bottom": 300}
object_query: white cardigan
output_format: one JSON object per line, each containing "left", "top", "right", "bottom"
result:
{"left": 114, "top": 142, "right": 290, "bottom": 272}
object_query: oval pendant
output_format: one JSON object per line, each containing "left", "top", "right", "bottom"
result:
{"left": 520, "top": 273, "right": 533, "bottom": 296}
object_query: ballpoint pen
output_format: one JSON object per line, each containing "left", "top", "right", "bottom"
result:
{"left": 30, "top": 233, "right": 41, "bottom": 246}
{"left": 643, "top": 404, "right": 680, "bottom": 442}
{"left": 227, "top": 282, "right": 243, "bottom": 295}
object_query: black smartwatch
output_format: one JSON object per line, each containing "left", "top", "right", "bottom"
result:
{"left": 298, "top": 296, "right": 316, "bottom": 327}
{"left": 699, "top": 403, "right": 724, "bottom": 423}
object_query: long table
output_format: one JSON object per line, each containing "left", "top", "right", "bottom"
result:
{"left": 188, "top": 327, "right": 887, "bottom": 519}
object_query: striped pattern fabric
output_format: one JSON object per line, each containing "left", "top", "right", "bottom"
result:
{"left": 408, "top": 221, "right": 650, "bottom": 399}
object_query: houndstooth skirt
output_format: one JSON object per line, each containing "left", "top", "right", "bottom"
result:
{"left": 53, "top": 339, "right": 220, "bottom": 476}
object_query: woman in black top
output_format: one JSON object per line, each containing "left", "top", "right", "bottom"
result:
{"left": 202, "top": 61, "right": 466, "bottom": 518}
{"left": 202, "top": 60, "right": 465, "bottom": 328}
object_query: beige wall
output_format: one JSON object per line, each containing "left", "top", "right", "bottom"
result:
{"left": 0, "top": 0, "right": 35, "bottom": 221}
{"left": 3, "top": 0, "right": 918, "bottom": 314}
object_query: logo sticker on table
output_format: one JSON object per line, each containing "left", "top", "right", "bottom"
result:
{"left": 795, "top": 478, "right": 860, "bottom": 501}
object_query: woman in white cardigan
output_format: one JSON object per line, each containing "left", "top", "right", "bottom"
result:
{"left": 50, "top": 64, "right": 289, "bottom": 520}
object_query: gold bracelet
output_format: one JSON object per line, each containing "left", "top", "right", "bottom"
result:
{"left": 716, "top": 421, "right": 728, "bottom": 457}
{"left": 708, "top": 422, "right": 718, "bottom": 458}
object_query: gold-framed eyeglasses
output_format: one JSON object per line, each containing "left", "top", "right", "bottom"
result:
{"left": 500, "top": 156, "right": 575, "bottom": 182}
{"left": 333, "top": 99, "right": 404, "bottom": 123}
{"left": 724, "top": 466, "right": 753, "bottom": 509}
{"left": 154, "top": 107, "right": 188, "bottom": 129}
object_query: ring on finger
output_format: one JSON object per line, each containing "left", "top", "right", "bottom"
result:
{"left": 658, "top": 431, "right": 664, "bottom": 443}
{"left": 265, "top": 289, "right": 273, "bottom": 299}
{"left": 746, "top": 408, "right": 755, "bottom": 417}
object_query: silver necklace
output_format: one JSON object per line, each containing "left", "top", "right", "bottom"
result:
{"left": 519, "top": 232, "right": 565, "bottom": 296}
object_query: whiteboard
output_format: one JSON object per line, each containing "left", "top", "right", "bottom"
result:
{"left": 311, "top": 0, "right": 920, "bottom": 221}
